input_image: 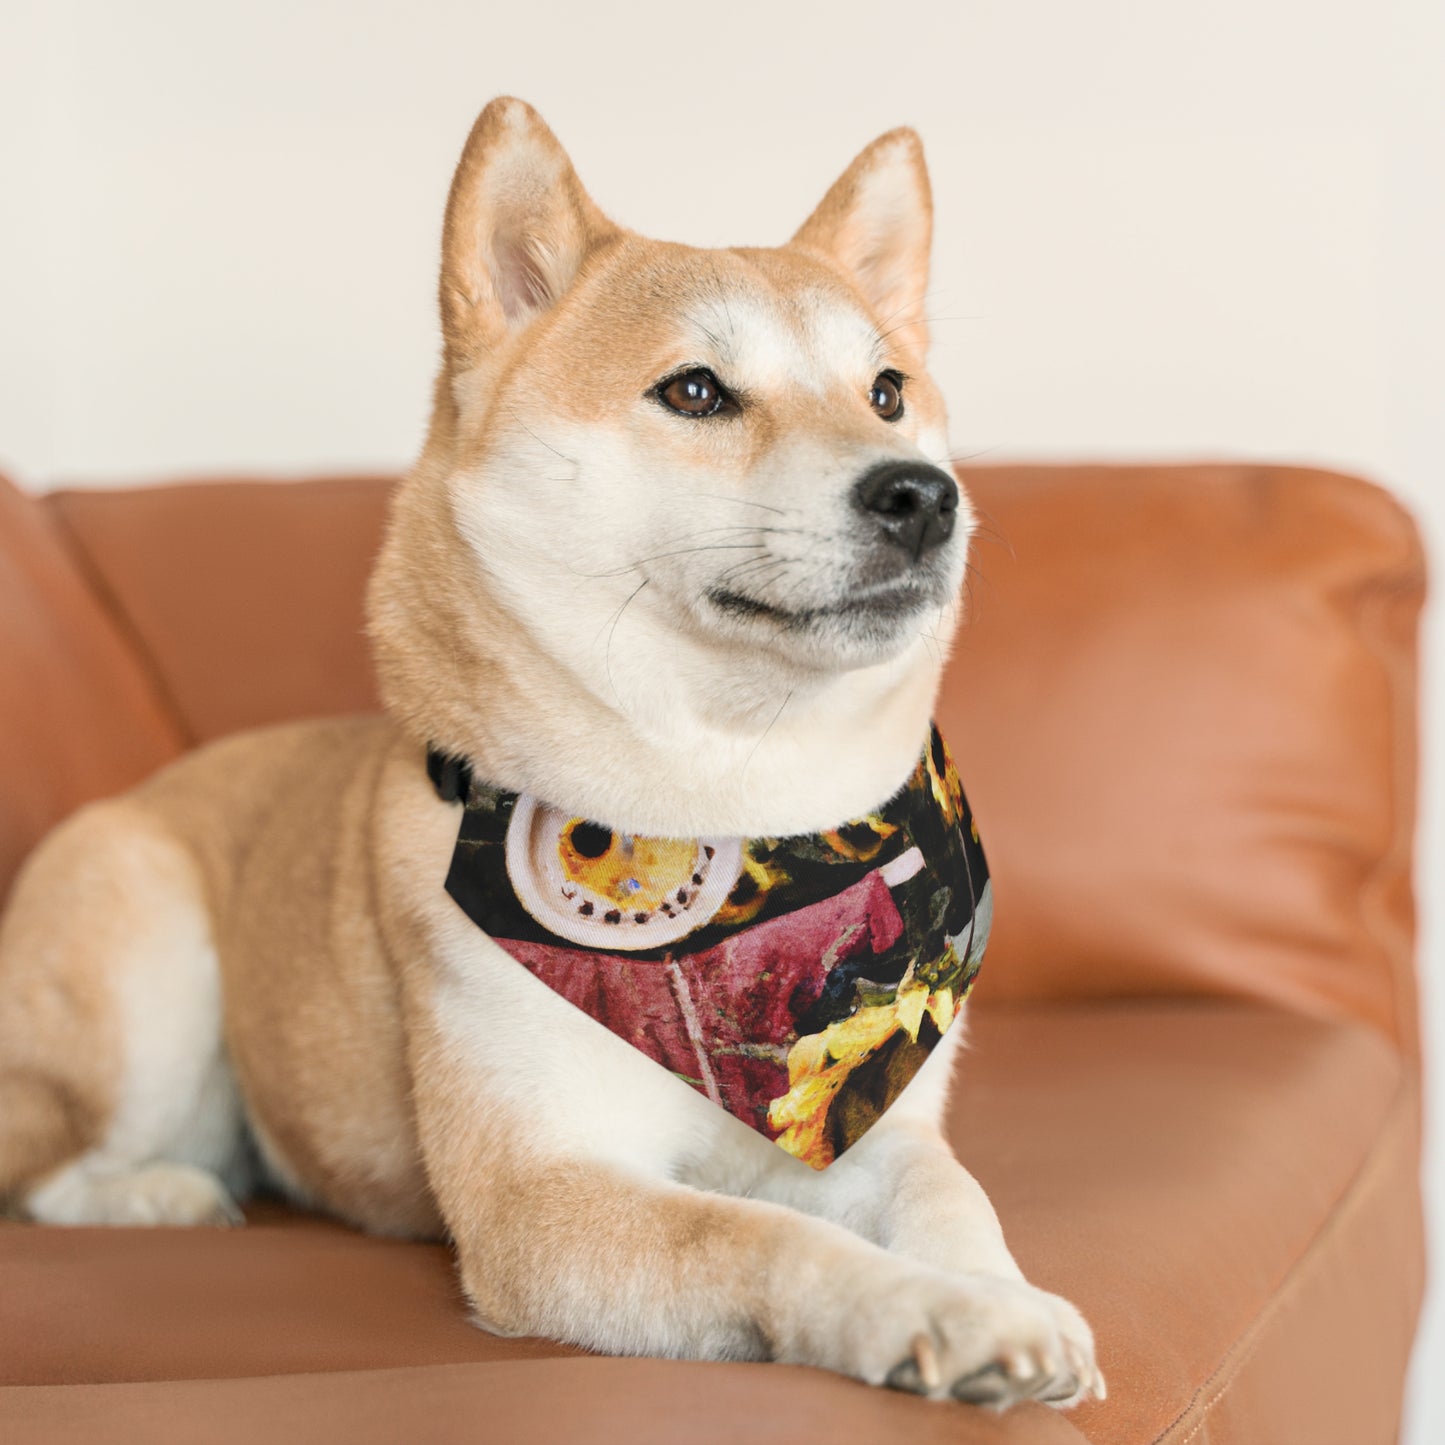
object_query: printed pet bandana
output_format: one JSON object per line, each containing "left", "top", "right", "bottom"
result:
{"left": 430, "top": 726, "right": 989, "bottom": 1170}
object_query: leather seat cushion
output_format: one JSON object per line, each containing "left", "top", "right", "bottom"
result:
{"left": 0, "top": 1001, "right": 1420, "bottom": 1444}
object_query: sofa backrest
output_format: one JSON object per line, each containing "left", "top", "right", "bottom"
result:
{"left": 0, "top": 474, "right": 185, "bottom": 896}
{"left": 47, "top": 477, "right": 392, "bottom": 742}
{"left": 938, "top": 464, "right": 1423, "bottom": 1061}
{"left": 2, "top": 464, "right": 1422, "bottom": 1056}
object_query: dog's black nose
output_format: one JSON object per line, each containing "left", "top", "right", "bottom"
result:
{"left": 853, "top": 461, "right": 959, "bottom": 559}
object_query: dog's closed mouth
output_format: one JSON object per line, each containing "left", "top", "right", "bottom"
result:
{"left": 706, "top": 582, "right": 934, "bottom": 627}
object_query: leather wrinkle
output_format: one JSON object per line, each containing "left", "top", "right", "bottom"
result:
{"left": 44, "top": 493, "right": 199, "bottom": 751}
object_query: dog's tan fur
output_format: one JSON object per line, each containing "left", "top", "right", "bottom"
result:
{"left": 0, "top": 99, "right": 1101, "bottom": 1405}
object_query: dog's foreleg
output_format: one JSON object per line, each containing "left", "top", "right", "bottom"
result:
{"left": 748, "top": 1026, "right": 1023, "bottom": 1277}
{"left": 756, "top": 1113, "right": 1026, "bottom": 1278}
{"left": 410, "top": 1037, "right": 1096, "bottom": 1406}
{"left": 430, "top": 1143, "right": 1100, "bottom": 1405}
{"left": 742, "top": 1026, "right": 1104, "bottom": 1404}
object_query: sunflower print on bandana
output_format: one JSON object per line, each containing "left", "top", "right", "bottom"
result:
{"left": 436, "top": 725, "right": 989, "bottom": 1169}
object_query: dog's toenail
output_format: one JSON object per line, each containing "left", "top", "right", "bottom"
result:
{"left": 1001, "top": 1346, "right": 1035, "bottom": 1378}
{"left": 910, "top": 1332, "right": 941, "bottom": 1390}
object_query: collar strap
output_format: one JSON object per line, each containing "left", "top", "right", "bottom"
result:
{"left": 426, "top": 746, "right": 473, "bottom": 805}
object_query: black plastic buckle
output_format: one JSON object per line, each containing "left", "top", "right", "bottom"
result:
{"left": 426, "top": 746, "right": 473, "bottom": 805}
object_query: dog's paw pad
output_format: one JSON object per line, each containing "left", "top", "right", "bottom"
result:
{"left": 951, "top": 1362, "right": 1013, "bottom": 1405}
{"left": 885, "top": 1359, "right": 927, "bottom": 1395}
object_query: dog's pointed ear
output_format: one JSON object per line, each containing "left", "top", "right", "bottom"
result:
{"left": 440, "top": 97, "right": 618, "bottom": 365}
{"left": 791, "top": 128, "right": 933, "bottom": 355}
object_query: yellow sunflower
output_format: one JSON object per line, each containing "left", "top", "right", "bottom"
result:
{"left": 767, "top": 975, "right": 963, "bottom": 1170}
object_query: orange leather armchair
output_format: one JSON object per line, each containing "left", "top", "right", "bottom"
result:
{"left": 0, "top": 463, "right": 1426, "bottom": 1444}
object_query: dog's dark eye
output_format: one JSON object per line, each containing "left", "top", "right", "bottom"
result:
{"left": 658, "top": 369, "right": 727, "bottom": 418}
{"left": 870, "top": 371, "right": 904, "bottom": 421}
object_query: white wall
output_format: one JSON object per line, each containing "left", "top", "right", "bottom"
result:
{"left": 1, "top": 0, "right": 1440, "bottom": 1434}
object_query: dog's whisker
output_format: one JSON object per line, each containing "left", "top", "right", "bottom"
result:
{"left": 765, "top": 560, "right": 830, "bottom": 614}
{"left": 702, "top": 556, "right": 793, "bottom": 606}
{"left": 496, "top": 403, "right": 582, "bottom": 469}
{"left": 686, "top": 493, "right": 793, "bottom": 517}
{"left": 960, "top": 558, "right": 996, "bottom": 613}
{"left": 714, "top": 553, "right": 794, "bottom": 585}
{"left": 573, "top": 522, "right": 824, "bottom": 582}
{"left": 599, "top": 577, "right": 650, "bottom": 706}
{"left": 661, "top": 524, "right": 810, "bottom": 543}
{"left": 959, "top": 501, "right": 1016, "bottom": 560}
{"left": 876, "top": 313, "right": 981, "bottom": 346}
{"left": 574, "top": 542, "right": 770, "bottom": 580}
{"left": 948, "top": 445, "right": 1007, "bottom": 466}
{"left": 916, "top": 610, "right": 951, "bottom": 666}
{"left": 741, "top": 687, "right": 794, "bottom": 780}
{"left": 709, "top": 526, "right": 842, "bottom": 595}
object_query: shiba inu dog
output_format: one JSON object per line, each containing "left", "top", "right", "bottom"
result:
{"left": 0, "top": 97, "right": 1102, "bottom": 1408}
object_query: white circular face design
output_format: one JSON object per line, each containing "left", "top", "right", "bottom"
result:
{"left": 504, "top": 795, "right": 743, "bottom": 952}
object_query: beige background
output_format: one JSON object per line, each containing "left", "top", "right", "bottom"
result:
{"left": 1, "top": 1, "right": 1441, "bottom": 1436}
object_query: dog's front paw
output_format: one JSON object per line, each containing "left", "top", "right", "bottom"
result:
{"left": 823, "top": 1268, "right": 1104, "bottom": 1408}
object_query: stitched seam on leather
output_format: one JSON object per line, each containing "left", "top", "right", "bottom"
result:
{"left": 1150, "top": 1073, "right": 1416, "bottom": 1445}
{"left": 44, "top": 496, "right": 198, "bottom": 750}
